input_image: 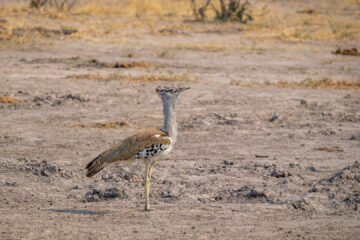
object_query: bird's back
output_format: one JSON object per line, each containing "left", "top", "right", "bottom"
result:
{"left": 86, "top": 129, "right": 172, "bottom": 177}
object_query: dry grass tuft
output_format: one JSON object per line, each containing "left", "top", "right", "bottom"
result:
{"left": 75, "top": 121, "right": 129, "bottom": 129}
{"left": 176, "top": 43, "right": 227, "bottom": 52}
{"left": 332, "top": 48, "right": 360, "bottom": 56}
{"left": 113, "top": 61, "right": 152, "bottom": 68}
{"left": 68, "top": 73, "right": 197, "bottom": 83}
{"left": 0, "top": 96, "right": 23, "bottom": 104}
{"left": 77, "top": 59, "right": 152, "bottom": 68}
{"left": 297, "top": 9, "right": 320, "bottom": 15}
{"left": 314, "top": 146, "right": 344, "bottom": 152}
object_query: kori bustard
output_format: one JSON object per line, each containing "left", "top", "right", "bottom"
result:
{"left": 86, "top": 86, "right": 190, "bottom": 210}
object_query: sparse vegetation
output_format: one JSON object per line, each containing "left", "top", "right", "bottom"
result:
{"left": 0, "top": 0, "right": 358, "bottom": 46}
{"left": 230, "top": 78, "right": 360, "bottom": 90}
{"left": 74, "top": 121, "right": 129, "bottom": 129}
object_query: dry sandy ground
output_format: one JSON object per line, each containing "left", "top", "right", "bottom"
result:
{"left": 1, "top": 1, "right": 360, "bottom": 240}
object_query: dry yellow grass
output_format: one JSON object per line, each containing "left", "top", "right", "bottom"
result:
{"left": 0, "top": 96, "right": 23, "bottom": 104}
{"left": 243, "top": 1, "right": 360, "bottom": 41}
{"left": 68, "top": 73, "right": 197, "bottom": 83}
{"left": 73, "top": 0, "right": 191, "bottom": 17}
{"left": 274, "top": 78, "right": 360, "bottom": 90}
{"left": 230, "top": 78, "right": 360, "bottom": 90}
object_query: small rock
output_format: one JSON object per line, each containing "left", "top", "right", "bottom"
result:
{"left": 350, "top": 135, "right": 360, "bottom": 140}
{"left": 84, "top": 187, "right": 130, "bottom": 202}
{"left": 292, "top": 198, "right": 314, "bottom": 211}
{"left": 61, "top": 28, "right": 77, "bottom": 35}
{"left": 271, "top": 169, "right": 291, "bottom": 178}
{"left": 308, "top": 166, "right": 319, "bottom": 172}
{"left": 245, "top": 189, "right": 267, "bottom": 199}
{"left": 5, "top": 182, "right": 17, "bottom": 187}
{"left": 268, "top": 115, "right": 278, "bottom": 122}
{"left": 161, "top": 189, "right": 180, "bottom": 198}
{"left": 223, "top": 160, "right": 234, "bottom": 166}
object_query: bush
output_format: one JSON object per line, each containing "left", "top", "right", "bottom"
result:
{"left": 190, "top": 0, "right": 253, "bottom": 23}
{"left": 213, "top": 0, "right": 253, "bottom": 22}
{"left": 190, "top": 0, "right": 212, "bottom": 20}
{"left": 30, "top": 0, "right": 48, "bottom": 8}
{"left": 30, "top": 0, "right": 78, "bottom": 11}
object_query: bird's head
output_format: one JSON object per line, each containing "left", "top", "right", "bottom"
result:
{"left": 156, "top": 86, "right": 190, "bottom": 108}
{"left": 156, "top": 86, "right": 190, "bottom": 99}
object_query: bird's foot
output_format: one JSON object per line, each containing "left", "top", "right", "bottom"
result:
{"left": 145, "top": 206, "right": 153, "bottom": 211}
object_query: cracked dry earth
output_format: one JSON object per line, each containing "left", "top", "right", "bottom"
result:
{"left": 1, "top": 35, "right": 360, "bottom": 239}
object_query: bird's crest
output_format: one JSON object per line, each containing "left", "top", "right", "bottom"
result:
{"left": 156, "top": 86, "right": 190, "bottom": 96}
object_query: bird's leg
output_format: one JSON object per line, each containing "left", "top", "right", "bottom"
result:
{"left": 144, "top": 164, "right": 151, "bottom": 211}
{"left": 144, "top": 161, "right": 156, "bottom": 211}
{"left": 148, "top": 161, "right": 156, "bottom": 180}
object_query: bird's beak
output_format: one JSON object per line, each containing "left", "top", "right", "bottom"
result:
{"left": 179, "top": 87, "right": 190, "bottom": 92}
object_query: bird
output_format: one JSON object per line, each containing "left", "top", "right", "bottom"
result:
{"left": 85, "top": 86, "right": 190, "bottom": 211}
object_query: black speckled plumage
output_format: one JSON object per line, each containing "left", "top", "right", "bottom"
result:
{"left": 134, "top": 144, "right": 169, "bottom": 160}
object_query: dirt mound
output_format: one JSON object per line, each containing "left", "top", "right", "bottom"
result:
{"left": 100, "top": 166, "right": 143, "bottom": 182}
{"left": 19, "top": 158, "right": 72, "bottom": 179}
{"left": 250, "top": 162, "right": 302, "bottom": 178}
{"left": 299, "top": 162, "right": 360, "bottom": 211}
{"left": 33, "top": 94, "right": 88, "bottom": 106}
{"left": 84, "top": 187, "right": 131, "bottom": 202}
{"left": 213, "top": 185, "right": 275, "bottom": 203}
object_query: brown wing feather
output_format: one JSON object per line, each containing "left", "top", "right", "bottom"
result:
{"left": 86, "top": 129, "right": 170, "bottom": 177}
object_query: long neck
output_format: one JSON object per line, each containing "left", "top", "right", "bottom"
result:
{"left": 162, "top": 98, "right": 177, "bottom": 142}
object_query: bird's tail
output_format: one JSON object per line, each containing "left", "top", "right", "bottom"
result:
{"left": 86, "top": 153, "right": 107, "bottom": 177}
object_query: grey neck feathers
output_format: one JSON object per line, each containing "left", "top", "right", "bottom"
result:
{"left": 161, "top": 97, "right": 177, "bottom": 143}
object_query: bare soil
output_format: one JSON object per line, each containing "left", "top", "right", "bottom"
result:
{"left": 1, "top": 1, "right": 360, "bottom": 239}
